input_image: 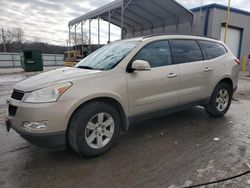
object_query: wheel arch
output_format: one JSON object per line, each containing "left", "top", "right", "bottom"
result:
{"left": 205, "top": 76, "right": 233, "bottom": 117}
{"left": 217, "top": 77, "right": 233, "bottom": 92}
{"left": 66, "top": 97, "right": 130, "bottom": 134}
{"left": 207, "top": 76, "right": 234, "bottom": 104}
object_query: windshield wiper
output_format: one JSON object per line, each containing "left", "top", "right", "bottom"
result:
{"left": 77, "top": 66, "right": 94, "bottom": 70}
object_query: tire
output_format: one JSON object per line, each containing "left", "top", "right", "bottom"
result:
{"left": 205, "top": 82, "right": 232, "bottom": 117}
{"left": 68, "top": 102, "right": 121, "bottom": 157}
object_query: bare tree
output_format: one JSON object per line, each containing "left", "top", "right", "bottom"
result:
{"left": 0, "top": 29, "right": 3, "bottom": 44}
{"left": 14, "top": 27, "right": 24, "bottom": 44}
{"left": 0, "top": 28, "right": 6, "bottom": 52}
{"left": 0, "top": 27, "right": 24, "bottom": 52}
{"left": 70, "top": 31, "right": 89, "bottom": 46}
{"left": 4, "top": 28, "right": 16, "bottom": 43}
{"left": 0, "top": 27, "right": 69, "bottom": 54}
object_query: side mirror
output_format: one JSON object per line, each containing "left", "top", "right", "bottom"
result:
{"left": 131, "top": 60, "right": 151, "bottom": 71}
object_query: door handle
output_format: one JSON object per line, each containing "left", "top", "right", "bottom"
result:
{"left": 167, "top": 73, "right": 177, "bottom": 78}
{"left": 204, "top": 67, "right": 213, "bottom": 72}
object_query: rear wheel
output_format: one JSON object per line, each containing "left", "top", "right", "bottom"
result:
{"left": 68, "top": 102, "right": 121, "bottom": 157}
{"left": 205, "top": 83, "right": 232, "bottom": 117}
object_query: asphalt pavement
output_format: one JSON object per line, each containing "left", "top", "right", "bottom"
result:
{"left": 1, "top": 68, "right": 250, "bottom": 188}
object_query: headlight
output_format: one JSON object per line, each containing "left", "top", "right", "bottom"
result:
{"left": 24, "top": 82, "right": 72, "bottom": 103}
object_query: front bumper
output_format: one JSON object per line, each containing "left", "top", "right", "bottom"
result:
{"left": 20, "top": 131, "right": 66, "bottom": 150}
{"left": 7, "top": 98, "right": 77, "bottom": 134}
{"left": 5, "top": 97, "right": 78, "bottom": 150}
{"left": 6, "top": 118, "right": 66, "bottom": 150}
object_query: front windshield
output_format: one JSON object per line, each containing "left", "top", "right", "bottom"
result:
{"left": 75, "top": 40, "right": 140, "bottom": 70}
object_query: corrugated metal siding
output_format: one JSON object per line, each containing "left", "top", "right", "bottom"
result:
{"left": 207, "top": 9, "right": 215, "bottom": 37}
{"left": 211, "top": 8, "right": 250, "bottom": 60}
{"left": 193, "top": 8, "right": 250, "bottom": 60}
{"left": 0, "top": 53, "right": 21, "bottom": 67}
{"left": 192, "top": 9, "right": 216, "bottom": 37}
{"left": 42, "top": 54, "right": 64, "bottom": 66}
{"left": 126, "top": 23, "right": 193, "bottom": 38}
{"left": 0, "top": 53, "right": 64, "bottom": 68}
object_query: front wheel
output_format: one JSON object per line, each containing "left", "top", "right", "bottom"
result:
{"left": 68, "top": 102, "right": 121, "bottom": 157}
{"left": 205, "top": 83, "right": 232, "bottom": 117}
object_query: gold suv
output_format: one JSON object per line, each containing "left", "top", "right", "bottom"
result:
{"left": 6, "top": 35, "right": 240, "bottom": 157}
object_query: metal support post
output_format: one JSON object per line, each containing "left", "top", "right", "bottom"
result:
{"left": 98, "top": 17, "right": 100, "bottom": 45}
{"left": 108, "top": 11, "right": 111, "bottom": 43}
{"left": 74, "top": 25, "right": 77, "bottom": 50}
{"left": 89, "top": 20, "right": 92, "bottom": 53}
{"left": 121, "top": 0, "right": 124, "bottom": 39}
{"left": 68, "top": 26, "right": 71, "bottom": 47}
{"left": 81, "top": 22, "right": 83, "bottom": 55}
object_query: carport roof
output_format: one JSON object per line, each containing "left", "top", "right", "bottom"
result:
{"left": 68, "top": 0, "right": 194, "bottom": 33}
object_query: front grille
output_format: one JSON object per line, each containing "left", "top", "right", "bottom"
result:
{"left": 8, "top": 105, "right": 17, "bottom": 116}
{"left": 11, "top": 90, "right": 24, "bottom": 101}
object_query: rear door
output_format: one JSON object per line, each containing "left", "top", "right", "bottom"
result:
{"left": 170, "top": 39, "right": 211, "bottom": 105}
{"left": 198, "top": 40, "right": 230, "bottom": 93}
{"left": 127, "top": 40, "right": 180, "bottom": 117}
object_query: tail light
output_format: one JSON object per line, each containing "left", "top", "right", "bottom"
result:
{"left": 234, "top": 58, "right": 240, "bottom": 65}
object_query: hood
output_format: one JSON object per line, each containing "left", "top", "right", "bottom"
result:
{"left": 14, "top": 67, "right": 102, "bottom": 92}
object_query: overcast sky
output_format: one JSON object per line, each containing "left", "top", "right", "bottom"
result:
{"left": 0, "top": 0, "right": 249, "bottom": 46}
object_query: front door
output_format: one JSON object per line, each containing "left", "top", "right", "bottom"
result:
{"left": 126, "top": 40, "right": 180, "bottom": 117}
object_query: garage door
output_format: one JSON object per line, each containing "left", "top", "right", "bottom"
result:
{"left": 220, "top": 26, "right": 241, "bottom": 58}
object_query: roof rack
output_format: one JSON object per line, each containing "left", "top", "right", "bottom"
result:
{"left": 142, "top": 33, "right": 218, "bottom": 40}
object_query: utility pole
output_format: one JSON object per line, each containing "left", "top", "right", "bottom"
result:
{"left": 224, "top": 0, "right": 231, "bottom": 43}
{"left": 2, "top": 28, "right": 6, "bottom": 52}
{"left": 199, "top": 0, "right": 203, "bottom": 17}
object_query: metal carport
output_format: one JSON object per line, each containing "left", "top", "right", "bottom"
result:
{"left": 68, "top": 0, "right": 194, "bottom": 51}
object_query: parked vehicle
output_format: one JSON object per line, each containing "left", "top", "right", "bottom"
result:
{"left": 64, "top": 50, "right": 84, "bottom": 67}
{"left": 6, "top": 35, "right": 240, "bottom": 157}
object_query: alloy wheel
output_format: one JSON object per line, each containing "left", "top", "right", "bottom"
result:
{"left": 215, "top": 89, "right": 229, "bottom": 112}
{"left": 85, "top": 112, "right": 115, "bottom": 149}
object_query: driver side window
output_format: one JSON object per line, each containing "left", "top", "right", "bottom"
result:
{"left": 133, "top": 40, "right": 173, "bottom": 68}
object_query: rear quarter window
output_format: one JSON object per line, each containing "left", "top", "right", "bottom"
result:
{"left": 170, "top": 40, "right": 203, "bottom": 64}
{"left": 199, "top": 40, "right": 227, "bottom": 60}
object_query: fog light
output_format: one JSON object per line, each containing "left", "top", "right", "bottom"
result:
{"left": 22, "top": 121, "right": 48, "bottom": 131}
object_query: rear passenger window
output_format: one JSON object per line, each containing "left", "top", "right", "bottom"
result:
{"left": 199, "top": 41, "right": 227, "bottom": 60}
{"left": 171, "top": 40, "right": 203, "bottom": 64}
{"left": 133, "top": 40, "right": 172, "bottom": 68}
